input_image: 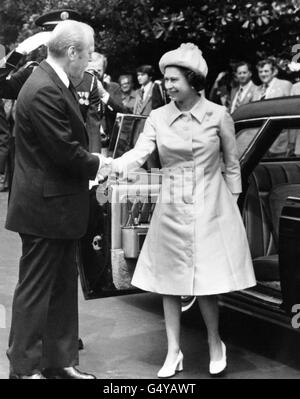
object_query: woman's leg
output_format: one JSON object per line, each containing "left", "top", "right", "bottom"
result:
{"left": 197, "top": 295, "right": 223, "bottom": 361}
{"left": 161, "top": 295, "right": 182, "bottom": 366}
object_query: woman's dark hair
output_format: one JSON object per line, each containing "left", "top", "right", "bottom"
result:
{"left": 166, "top": 65, "right": 206, "bottom": 91}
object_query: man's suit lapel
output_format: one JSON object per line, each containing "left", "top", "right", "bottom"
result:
{"left": 230, "top": 87, "right": 238, "bottom": 103}
{"left": 241, "top": 81, "right": 255, "bottom": 104}
{"left": 39, "top": 60, "right": 85, "bottom": 126}
{"left": 229, "top": 87, "right": 238, "bottom": 112}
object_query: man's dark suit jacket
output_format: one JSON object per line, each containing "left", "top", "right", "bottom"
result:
{"left": 5, "top": 60, "right": 99, "bottom": 239}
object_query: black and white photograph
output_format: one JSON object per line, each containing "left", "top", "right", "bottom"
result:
{"left": 1, "top": 0, "right": 300, "bottom": 386}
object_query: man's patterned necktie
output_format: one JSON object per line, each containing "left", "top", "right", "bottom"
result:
{"left": 260, "top": 83, "right": 269, "bottom": 100}
{"left": 135, "top": 87, "right": 144, "bottom": 115}
{"left": 233, "top": 87, "right": 243, "bottom": 112}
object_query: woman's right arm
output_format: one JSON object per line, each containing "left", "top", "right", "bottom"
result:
{"left": 111, "top": 113, "right": 157, "bottom": 177}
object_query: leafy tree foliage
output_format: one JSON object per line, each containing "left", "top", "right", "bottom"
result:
{"left": 1, "top": 0, "right": 300, "bottom": 81}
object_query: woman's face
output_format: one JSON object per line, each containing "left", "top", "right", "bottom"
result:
{"left": 164, "top": 66, "right": 194, "bottom": 102}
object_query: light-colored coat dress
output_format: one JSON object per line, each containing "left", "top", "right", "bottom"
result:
{"left": 113, "top": 96, "right": 256, "bottom": 295}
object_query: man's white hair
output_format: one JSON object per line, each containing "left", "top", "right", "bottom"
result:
{"left": 47, "top": 20, "right": 94, "bottom": 58}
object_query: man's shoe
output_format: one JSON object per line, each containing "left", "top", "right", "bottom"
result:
{"left": 42, "top": 366, "right": 96, "bottom": 379}
{"left": 9, "top": 372, "right": 46, "bottom": 379}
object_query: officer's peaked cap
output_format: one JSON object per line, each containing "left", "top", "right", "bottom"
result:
{"left": 35, "top": 9, "right": 83, "bottom": 30}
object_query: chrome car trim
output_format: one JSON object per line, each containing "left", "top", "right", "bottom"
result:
{"left": 236, "top": 115, "right": 300, "bottom": 124}
{"left": 238, "top": 119, "right": 270, "bottom": 163}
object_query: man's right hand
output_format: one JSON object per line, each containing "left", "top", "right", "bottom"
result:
{"left": 16, "top": 31, "right": 51, "bottom": 55}
{"left": 92, "top": 153, "right": 113, "bottom": 182}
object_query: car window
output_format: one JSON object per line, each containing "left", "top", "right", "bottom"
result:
{"left": 236, "top": 126, "right": 262, "bottom": 159}
{"left": 262, "top": 126, "right": 300, "bottom": 160}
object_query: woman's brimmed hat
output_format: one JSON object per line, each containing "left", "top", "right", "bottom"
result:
{"left": 159, "top": 43, "right": 208, "bottom": 77}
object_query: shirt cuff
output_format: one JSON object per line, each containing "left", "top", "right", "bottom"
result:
{"left": 92, "top": 153, "right": 103, "bottom": 177}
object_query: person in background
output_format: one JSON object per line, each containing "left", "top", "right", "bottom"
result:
{"left": 287, "top": 62, "right": 300, "bottom": 156}
{"left": 0, "top": 35, "right": 48, "bottom": 193}
{"left": 253, "top": 58, "right": 293, "bottom": 156}
{"left": 118, "top": 74, "right": 137, "bottom": 112}
{"left": 87, "top": 52, "right": 129, "bottom": 152}
{"left": 253, "top": 58, "right": 292, "bottom": 100}
{"left": 208, "top": 66, "right": 238, "bottom": 109}
{"left": 290, "top": 61, "right": 300, "bottom": 95}
{"left": 229, "top": 62, "right": 257, "bottom": 113}
{"left": 133, "top": 64, "right": 165, "bottom": 116}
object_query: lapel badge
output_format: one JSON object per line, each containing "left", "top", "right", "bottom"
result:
{"left": 60, "top": 11, "right": 69, "bottom": 20}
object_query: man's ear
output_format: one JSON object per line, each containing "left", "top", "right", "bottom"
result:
{"left": 67, "top": 46, "right": 77, "bottom": 60}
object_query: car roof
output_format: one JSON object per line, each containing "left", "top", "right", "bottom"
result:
{"left": 232, "top": 96, "right": 300, "bottom": 122}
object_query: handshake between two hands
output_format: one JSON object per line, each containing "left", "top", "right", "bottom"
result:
{"left": 92, "top": 154, "right": 115, "bottom": 182}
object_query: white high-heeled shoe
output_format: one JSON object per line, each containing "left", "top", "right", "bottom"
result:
{"left": 209, "top": 341, "right": 227, "bottom": 376}
{"left": 157, "top": 351, "right": 184, "bottom": 378}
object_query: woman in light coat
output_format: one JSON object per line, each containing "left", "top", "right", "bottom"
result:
{"left": 103, "top": 43, "right": 256, "bottom": 378}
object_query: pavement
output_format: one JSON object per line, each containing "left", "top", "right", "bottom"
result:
{"left": 1, "top": 191, "right": 300, "bottom": 379}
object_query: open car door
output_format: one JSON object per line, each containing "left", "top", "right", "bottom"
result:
{"left": 279, "top": 196, "right": 300, "bottom": 314}
{"left": 78, "top": 114, "right": 161, "bottom": 299}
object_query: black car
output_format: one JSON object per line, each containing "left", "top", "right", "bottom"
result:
{"left": 79, "top": 97, "right": 300, "bottom": 331}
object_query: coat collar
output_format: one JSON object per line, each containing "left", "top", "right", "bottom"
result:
{"left": 166, "top": 95, "right": 208, "bottom": 126}
{"left": 39, "top": 60, "right": 68, "bottom": 92}
{"left": 45, "top": 57, "right": 69, "bottom": 88}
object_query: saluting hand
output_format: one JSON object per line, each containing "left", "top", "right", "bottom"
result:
{"left": 16, "top": 32, "right": 51, "bottom": 55}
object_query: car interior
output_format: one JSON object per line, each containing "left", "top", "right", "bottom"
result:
{"left": 241, "top": 126, "right": 300, "bottom": 306}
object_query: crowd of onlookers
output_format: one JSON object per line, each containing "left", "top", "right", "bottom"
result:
{"left": 209, "top": 58, "right": 300, "bottom": 158}
{"left": 1, "top": 51, "right": 300, "bottom": 192}
{"left": 208, "top": 58, "right": 299, "bottom": 113}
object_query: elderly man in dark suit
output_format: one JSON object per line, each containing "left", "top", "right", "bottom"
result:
{"left": 5, "top": 19, "right": 108, "bottom": 379}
